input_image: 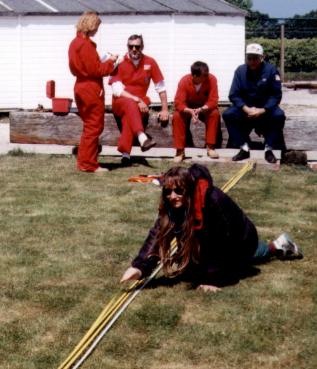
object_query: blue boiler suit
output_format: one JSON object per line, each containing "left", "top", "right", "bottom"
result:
{"left": 222, "top": 62, "right": 286, "bottom": 150}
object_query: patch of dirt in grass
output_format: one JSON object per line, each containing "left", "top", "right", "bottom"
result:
{"left": 150, "top": 364, "right": 213, "bottom": 369}
{"left": 0, "top": 302, "right": 43, "bottom": 324}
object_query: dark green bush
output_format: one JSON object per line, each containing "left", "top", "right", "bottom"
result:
{"left": 248, "top": 37, "right": 317, "bottom": 74}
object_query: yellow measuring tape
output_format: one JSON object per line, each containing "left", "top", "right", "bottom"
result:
{"left": 57, "top": 161, "right": 255, "bottom": 369}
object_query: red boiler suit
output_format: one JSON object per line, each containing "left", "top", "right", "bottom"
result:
{"left": 109, "top": 54, "right": 164, "bottom": 154}
{"left": 68, "top": 32, "right": 114, "bottom": 172}
{"left": 173, "top": 73, "right": 220, "bottom": 149}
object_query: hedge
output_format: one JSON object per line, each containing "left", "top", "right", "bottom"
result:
{"left": 248, "top": 37, "right": 317, "bottom": 73}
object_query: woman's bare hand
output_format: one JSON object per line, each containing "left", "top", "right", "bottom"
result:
{"left": 120, "top": 267, "right": 142, "bottom": 283}
{"left": 197, "top": 284, "right": 222, "bottom": 293}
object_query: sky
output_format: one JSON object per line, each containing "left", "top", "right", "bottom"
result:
{"left": 252, "top": 0, "right": 317, "bottom": 18}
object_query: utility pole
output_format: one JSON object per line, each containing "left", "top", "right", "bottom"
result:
{"left": 280, "top": 22, "right": 285, "bottom": 82}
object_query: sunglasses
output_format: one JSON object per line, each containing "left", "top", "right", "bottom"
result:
{"left": 163, "top": 187, "right": 185, "bottom": 196}
{"left": 128, "top": 44, "right": 141, "bottom": 50}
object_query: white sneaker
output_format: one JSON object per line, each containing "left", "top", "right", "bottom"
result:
{"left": 273, "top": 233, "right": 303, "bottom": 259}
{"left": 94, "top": 167, "right": 109, "bottom": 173}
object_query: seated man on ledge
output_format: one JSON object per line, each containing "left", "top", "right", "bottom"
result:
{"left": 222, "top": 43, "right": 286, "bottom": 164}
{"left": 109, "top": 34, "right": 169, "bottom": 166}
{"left": 173, "top": 61, "right": 220, "bottom": 163}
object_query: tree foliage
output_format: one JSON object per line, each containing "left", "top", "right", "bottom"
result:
{"left": 225, "top": 0, "right": 252, "bottom": 11}
{"left": 248, "top": 37, "right": 317, "bottom": 73}
{"left": 246, "top": 9, "right": 317, "bottom": 39}
{"left": 246, "top": 11, "right": 280, "bottom": 38}
{"left": 284, "top": 11, "right": 317, "bottom": 38}
{"left": 226, "top": 0, "right": 317, "bottom": 74}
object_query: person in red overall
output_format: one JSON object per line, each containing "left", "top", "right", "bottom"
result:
{"left": 173, "top": 61, "right": 220, "bottom": 163}
{"left": 68, "top": 12, "right": 118, "bottom": 172}
{"left": 109, "top": 35, "right": 169, "bottom": 166}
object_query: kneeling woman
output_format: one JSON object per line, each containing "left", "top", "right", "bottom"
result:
{"left": 121, "top": 164, "right": 302, "bottom": 291}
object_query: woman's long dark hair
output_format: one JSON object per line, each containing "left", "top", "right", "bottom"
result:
{"left": 157, "top": 167, "right": 200, "bottom": 277}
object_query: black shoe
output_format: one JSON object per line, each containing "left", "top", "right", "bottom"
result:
{"left": 121, "top": 156, "right": 132, "bottom": 167}
{"left": 141, "top": 138, "right": 156, "bottom": 152}
{"left": 265, "top": 150, "right": 277, "bottom": 164}
{"left": 158, "top": 117, "right": 169, "bottom": 128}
{"left": 232, "top": 149, "right": 250, "bottom": 161}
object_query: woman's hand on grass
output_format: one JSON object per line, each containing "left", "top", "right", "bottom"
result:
{"left": 120, "top": 267, "right": 142, "bottom": 282}
{"left": 197, "top": 284, "right": 222, "bottom": 293}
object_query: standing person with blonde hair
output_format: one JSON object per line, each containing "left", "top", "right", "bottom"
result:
{"left": 69, "top": 12, "right": 118, "bottom": 172}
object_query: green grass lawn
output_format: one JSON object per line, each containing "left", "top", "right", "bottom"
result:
{"left": 0, "top": 154, "right": 316, "bottom": 369}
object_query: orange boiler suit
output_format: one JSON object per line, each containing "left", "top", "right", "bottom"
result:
{"left": 173, "top": 73, "right": 220, "bottom": 149}
{"left": 109, "top": 54, "right": 164, "bottom": 154}
{"left": 68, "top": 32, "right": 115, "bottom": 172}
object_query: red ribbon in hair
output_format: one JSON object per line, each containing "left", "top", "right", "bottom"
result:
{"left": 193, "top": 179, "right": 209, "bottom": 229}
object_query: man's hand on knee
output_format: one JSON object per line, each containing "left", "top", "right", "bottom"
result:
{"left": 138, "top": 100, "right": 149, "bottom": 114}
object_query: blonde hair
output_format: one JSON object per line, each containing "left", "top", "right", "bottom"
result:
{"left": 76, "top": 11, "right": 101, "bottom": 35}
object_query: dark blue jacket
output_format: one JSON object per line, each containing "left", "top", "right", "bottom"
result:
{"left": 229, "top": 62, "right": 282, "bottom": 112}
{"left": 132, "top": 164, "right": 258, "bottom": 285}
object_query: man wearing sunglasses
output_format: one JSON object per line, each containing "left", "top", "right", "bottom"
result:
{"left": 223, "top": 43, "right": 286, "bottom": 164}
{"left": 110, "top": 34, "right": 169, "bottom": 166}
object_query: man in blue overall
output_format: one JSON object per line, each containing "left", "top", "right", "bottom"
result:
{"left": 223, "top": 43, "right": 286, "bottom": 163}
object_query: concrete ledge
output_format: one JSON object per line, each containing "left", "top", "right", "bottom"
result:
{"left": 9, "top": 110, "right": 317, "bottom": 151}
{"left": 3, "top": 122, "right": 317, "bottom": 168}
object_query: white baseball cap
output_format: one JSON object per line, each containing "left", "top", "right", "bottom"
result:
{"left": 246, "top": 43, "right": 263, "bottom": 56}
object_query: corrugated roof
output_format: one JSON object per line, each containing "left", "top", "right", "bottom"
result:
{"left": 77, "top": 0, "right": 132, "bottom": 13}
{"left": 45, "top": 0, "right": 90, "bottom": 13}
{"left": 114, "top": 0, "right": 172, "bottom": 13}
{"left": 1, "top": 0, "right": 49, "bottom": 13}
{"left": 0, "top": 0, "right": 246, "bottom": 16}
{"left": 193, "top": 0, "right": 246, "bottom": 15}
{"left": 154, "top": 0, "right": 212, "bottom": 13}
{"left": 0, "top": 4, "right": 10, "bottom": 12}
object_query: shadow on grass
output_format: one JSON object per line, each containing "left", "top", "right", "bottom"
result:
{"left": 100, "top": 157, "right": 155, "bottom": 171}
{"left": 72, "top": 145, "right": 155, "bottom": 170}
{"left": 145, "top": 266, "right": 262, "bottom": 290}
{"left": 7, "top": 148, "right": 35, "bottom": 157}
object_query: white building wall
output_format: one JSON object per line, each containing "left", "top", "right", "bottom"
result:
{"left": 0, "top": 17, "right": 21, "bottom": 109}
{"left": 20, "top": 16, "right": 75, "bottom": 109}
{"left": 97, "top": 14, "right": 173, "bottom": 106}
{"left": 171, "top": 15, "right": 245, "bottom": 101}
{"left": 0, "top": 15, "right": 75, "bottom": 110}
{"left": 0, "top": 14, "right": 245, "bottom": 110}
